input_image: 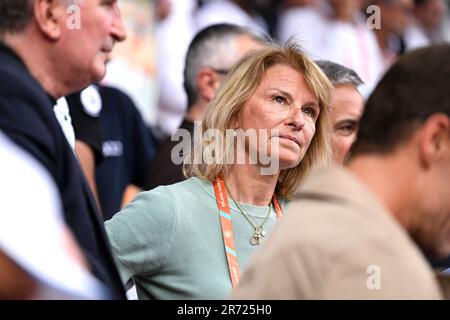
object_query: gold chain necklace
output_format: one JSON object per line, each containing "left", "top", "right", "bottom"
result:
{"left": 229, "top": 195, "right": 272, "bottom": 246}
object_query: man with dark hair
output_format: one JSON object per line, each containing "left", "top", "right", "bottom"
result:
{"left": 145, "top": 23, "right": 266, "bottom": 190}
{"left": 0, "top": 0, "right": 127, "bottom": 298}
{"left": 233, "top": 45, "right": 450, "bottom": 299}
{"left": 316, "top": 60, "right": 364, "bottom": 163}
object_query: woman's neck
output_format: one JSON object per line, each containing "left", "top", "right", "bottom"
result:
{"left": 224, "top": 165, "right": 279, "bottom": 206}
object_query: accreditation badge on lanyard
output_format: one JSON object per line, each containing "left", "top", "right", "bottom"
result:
{"left": 212, "top": 175, "right": 283, "bottom": 288}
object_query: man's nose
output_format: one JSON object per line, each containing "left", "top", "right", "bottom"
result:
{"left": 111, "top": 5, "right": 127, "bottom": 43}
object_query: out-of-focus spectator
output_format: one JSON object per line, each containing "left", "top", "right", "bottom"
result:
{"left": 194, "top": 0, "right": 269, "bottom": 35}
{"left": 405, "top": 0, "right": 448, "bottom": 49}
{"left": 145, "top": 23, "right": 267, "bottom": 190}
{"left": 370, "top": 0, "right": 415, "bottom": 67}
{"left": 278, "top": 0, "right": 384, "bottom": 97}
{"left": 103, "top": 0, "right": 160, "bottom": 130}
{"left": 316, "top": 60, "right": 365, "bottom": 163}
{"left": 0, "top": 131, "right": 105, "bottom": 299}
{"left": 277, "top": 0, "right": 325, "bottom": 48}
{"left": 155, "top": 0, "right": 197, "bottom": 136}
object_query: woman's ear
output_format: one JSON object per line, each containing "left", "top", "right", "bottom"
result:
{"left": 230, "top": 111, "right": 241, "bottom": 130}
{"left": 33, "top": 0, "right": 67, "bottom": 40}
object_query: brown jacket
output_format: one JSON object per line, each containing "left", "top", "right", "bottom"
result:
{"left": 232, "top": 166, "right": 443, "bottom": 299}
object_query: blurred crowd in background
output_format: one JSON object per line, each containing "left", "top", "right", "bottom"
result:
{"left": 104, "top": 0, "right": 450, "bottom": 139}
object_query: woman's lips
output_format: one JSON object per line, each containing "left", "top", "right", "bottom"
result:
{"left": 277, "top": 135, "right": 301, "bottom": 147}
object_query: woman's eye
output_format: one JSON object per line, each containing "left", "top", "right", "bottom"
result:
{"left": 273, "top": 95, "right": 286, "bottom": 104}
{"left": 302, "top": 107, "right": 316, "bottom": 118}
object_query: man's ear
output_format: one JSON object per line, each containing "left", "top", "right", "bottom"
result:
{"left": 33, "top": 0, "right": 67, "bottom": 40}
{"left": 196, "top": 68, "right": 222, "bottom": 102}
{"left": 419, "top": 113, "right": 450, "bottom": 167}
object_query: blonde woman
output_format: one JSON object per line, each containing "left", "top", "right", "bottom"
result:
{"left": 105, "top": 43, "right": 333, "bottom": 299}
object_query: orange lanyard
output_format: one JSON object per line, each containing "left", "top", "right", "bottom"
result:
{"left": 212, "top": 176, "right": 283, "bottom": 288}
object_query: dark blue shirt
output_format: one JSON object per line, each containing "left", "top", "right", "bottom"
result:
{"left": 96, "top": 86, "right": 156, "bottom": 221}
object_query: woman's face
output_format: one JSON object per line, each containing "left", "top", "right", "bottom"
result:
{"left": 236, "top": 64, "right": 320, "bottom": 172}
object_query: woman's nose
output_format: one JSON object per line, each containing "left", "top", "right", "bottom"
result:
{"left": 286, "top": 108, "right": 306, "bottom": 130}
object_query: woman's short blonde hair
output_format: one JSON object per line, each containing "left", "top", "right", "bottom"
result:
{"left": 184, "top": 42, "right": 333, "bottom": 199}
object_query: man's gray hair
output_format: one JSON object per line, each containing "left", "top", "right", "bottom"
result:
{"left": 315, "top": 60, "right": 364, "bottom": 87}
{"left": 183, "top": 23, "right": 268, "bottom": 107}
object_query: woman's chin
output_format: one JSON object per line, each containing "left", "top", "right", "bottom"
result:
{"left": 278, "top": 156, "right": 302, "bottom": 171}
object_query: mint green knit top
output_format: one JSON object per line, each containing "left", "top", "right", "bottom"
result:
{"left": 105, "top": 177, "right": 283, "bottom": 300}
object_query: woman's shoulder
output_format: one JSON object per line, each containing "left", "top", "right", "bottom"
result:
{"left": 143, "top": 177, "right": 210, "bottom": 199}
{"left": 123, "top": 177, "right": 211, "bottom": 211}
{"left": 105, "top": 177, "right": 214, "bottom": 230}
{"left": 104, "top": 181, "right": 199, "bottom": 243}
